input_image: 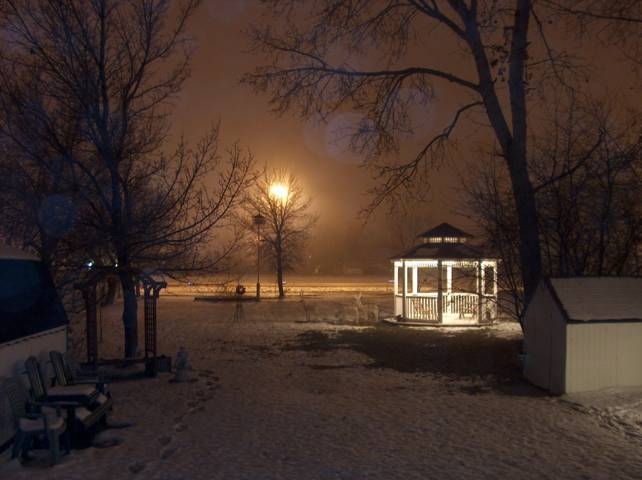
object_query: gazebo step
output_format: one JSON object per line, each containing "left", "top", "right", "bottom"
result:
{"left": 383, "top": 317, "right": 493, "bottom": 327}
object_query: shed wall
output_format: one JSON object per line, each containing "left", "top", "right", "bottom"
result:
{"left": 523, "top": 284, "right": 566, "bottom": 394}
{"left": 566, "top": 322, "right": 642, "bottom": 393}
{"left": 0, "top": 327, "right": 66, "bottom": 380}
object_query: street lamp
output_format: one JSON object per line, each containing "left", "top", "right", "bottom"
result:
{"left": 269, "top": 183, "right": 289, "bottom": 203}
{"left": 252, "top": 214, "right": 266, "bottom": 300}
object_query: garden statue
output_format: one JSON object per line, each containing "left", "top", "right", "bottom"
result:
{"left": 174, "top": 347, "right": 191, "bottom": 382}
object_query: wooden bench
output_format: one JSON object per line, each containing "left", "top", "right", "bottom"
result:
{"left": 24, "top": 356, "right": 112, "bottom": 440}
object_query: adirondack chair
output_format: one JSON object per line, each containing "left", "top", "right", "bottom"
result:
{"left": 24, "top": 356, "right": 98, "bottom": 404}
{"left": 49, "top": 351, "right": 108, "bottom": 395}
{"left": 23, "top": 357, "right": 112, "bottom": 436}
{"left": 1, "top": 377, "right": 70, "bottom": 465}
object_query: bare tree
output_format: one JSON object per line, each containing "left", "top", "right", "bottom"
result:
{"left": 0, "top": 0, "right": 254, "bottom": 357}
{"left": 245, "top": 168, "right": 317, "bottom": 298}
{"left": 0, "top": 62, "right": 85, "bottom": 267}
{"left": 243, "top": 0, "right": 640, "bottom": 302}
{"left": 464, "top": 95, "right": 642, "bottom": 320}
{"left": 379, "top": 180, "right": 439, "bottom": 254}
{"left": 542, "top": 1, "right": 642, "bottom": 24}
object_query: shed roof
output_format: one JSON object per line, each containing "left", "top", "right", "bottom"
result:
{"left": 548, "top": 277, "right": 642, "bottom": 322}
{"left": 417, "top": 222, "right": 473, "bottom": 239}
{"left": 0, "top": 257, "right": 68, "bottom": 344}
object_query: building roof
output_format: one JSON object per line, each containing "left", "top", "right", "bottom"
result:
{"left": 547, "top": 277, "right": 642, "bottom": 322}
{"left": 0, "top": 244, "right": 39, "bottom": 261}
{"left": 0, "top": 257, "right": 68, "bottom": 344}
{"left": 416, "top": 222, "right": 473, "bottom": 239}
{"left": 393, "top": 241, "right": 487, "bottom": 260}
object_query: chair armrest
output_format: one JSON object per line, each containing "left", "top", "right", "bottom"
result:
{"left": 22, "top": 412, "right": 45, "bottom": 420}
{"left": 34, "top": 398, "right": 84, "bottom": 409}
{"left": 27, "top": 400, "right": 63, "bottom": 417}
{"left": 74, "top": 375, "right": 102, "bottom": 383}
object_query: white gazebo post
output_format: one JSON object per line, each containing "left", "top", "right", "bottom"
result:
{"left": 446, "top": 263, "right": 453, "bottom": 315}
{"left": 477, "top": 259, "right": 483, "bottom": 323}
{"left": 402, "top": 260, "right": 407, "bottom": 319}
{"left": 437, "top": 259, "right": 443, "bottom": 323}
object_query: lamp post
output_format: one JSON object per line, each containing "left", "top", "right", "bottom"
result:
{"left": 252, "top": 214, "right": 266, "bottom": 300}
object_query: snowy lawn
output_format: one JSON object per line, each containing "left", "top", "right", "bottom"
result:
{"left": 1, "top": 295, "right": 640, "bottom": 479}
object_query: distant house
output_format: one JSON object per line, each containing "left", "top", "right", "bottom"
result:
{"left": 523, "top": 277, "right": 642, "bottom": 394}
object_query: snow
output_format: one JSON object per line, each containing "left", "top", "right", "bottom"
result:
{"left": 1, "top": 294, "right": 640, "bottom": 479}
{"left": 563, "top": 387, "right": 642, "bottom": 441}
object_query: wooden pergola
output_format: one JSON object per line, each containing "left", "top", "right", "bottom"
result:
{"left": 75, "top": 268, "right": 166, "bottom": 376}
{"left": 392, "top": 223, "right": 498, "bottom": 325}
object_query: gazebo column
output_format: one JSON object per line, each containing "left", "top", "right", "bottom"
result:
{"left": 446, "top": 263, "right": 452, "bottom": 315}
{"left": 493, "top": 263, "right": 498, "bottom": 296}
{"left": 477, "top": 260, "right": 483, "bottom": 323}
{"left": 437, "top": 259, "right": 443, "bottom": 323}
{"left": 402, "top": 260, "right": 407, "bottom": 320}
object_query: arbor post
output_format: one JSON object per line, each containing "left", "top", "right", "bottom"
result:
{"left": 142, "top": 276, "right": 167, "bottom": 377}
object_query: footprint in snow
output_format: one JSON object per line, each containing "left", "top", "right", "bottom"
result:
{"left": 160, "top": 446, "right": 178, "bottom": 460}
{"left": 128, "top": 461, "right": 146, "bottom": 474}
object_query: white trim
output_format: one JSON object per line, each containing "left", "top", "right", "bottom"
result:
{"left": 446, "top": 265, "right": 452, "bottom": 294}
{"left": 0, "top": 325, "right": 67, "bottom": 349}
{"left": 412, "top": 266, "right": 418, "bottom": 295}
{"left": 0, "top": 244, "right": 40, "bottom": 260}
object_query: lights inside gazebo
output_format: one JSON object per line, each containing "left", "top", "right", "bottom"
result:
{"left": 392, "top": 223, "right": 498, "bottom": 325}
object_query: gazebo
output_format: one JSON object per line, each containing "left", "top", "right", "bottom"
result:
{"left": 392, "top": 223, "right": 498, "bottom": 325}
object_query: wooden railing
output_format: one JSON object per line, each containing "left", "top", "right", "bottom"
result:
{"left": 408, "top": 296, "right": 438, "bottom": 320}
{"left": 399, "top": 293, "right": 497, "bottom": 321}
{"left": 448, "top": 293, "right": 477, "bottom": 318}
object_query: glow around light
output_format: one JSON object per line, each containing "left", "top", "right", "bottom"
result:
{"left": 269, "top": 183, "right": 289, "bottom": 202}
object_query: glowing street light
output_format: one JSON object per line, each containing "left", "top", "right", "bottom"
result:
{"left": 269, "top": 183, "right": 289, "bottom": 202}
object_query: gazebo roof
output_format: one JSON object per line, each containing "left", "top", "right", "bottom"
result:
{"left": 416, "top": 222, "right": 473, "bottom": 240}
{"left": 392, "top": 222, "right": 495, "bottom": 260}
{"left": 394, "top": 242, "right": 485, "bottom": 260}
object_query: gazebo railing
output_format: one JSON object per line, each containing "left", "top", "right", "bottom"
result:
{"left": 397, "top": 292, "right": 497, "bottom": 321}
{"left": 448, "top": 293, "right": 477, "bottom": 317}
{"left": 408, "top": 296, "right": 439, "bottom": 320}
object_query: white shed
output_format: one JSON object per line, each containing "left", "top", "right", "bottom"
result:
{"left": 523, "top": 277, "right": 642, "bottom": 394}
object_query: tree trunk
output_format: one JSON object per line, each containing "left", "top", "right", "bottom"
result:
{"left": 505, "top": 0, "right": 542, "bottom": 304}
{"left": 468, "top": 0, "right": 542, "bottom": 306}
{"left": 102, "top": 275, "right": 119, "bottom": 305}
{"left": 506, "top": 145, "right": 542, "bottom": 305}
{"left": 276, "top": 243, "right": 285, "bottom": 298}
{"left": 119, "top": 271, "right": 138, "bottom": 358}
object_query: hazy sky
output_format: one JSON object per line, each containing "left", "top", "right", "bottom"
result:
{"left": 170, "top": 1, "right": 640, "bottom": 270}
{"left": 169, "top": 2, "right": 466, "bottom": 265}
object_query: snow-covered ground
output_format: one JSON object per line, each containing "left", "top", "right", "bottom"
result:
{"left": 1, "top": 295, "right": 641, "bottom": 479}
